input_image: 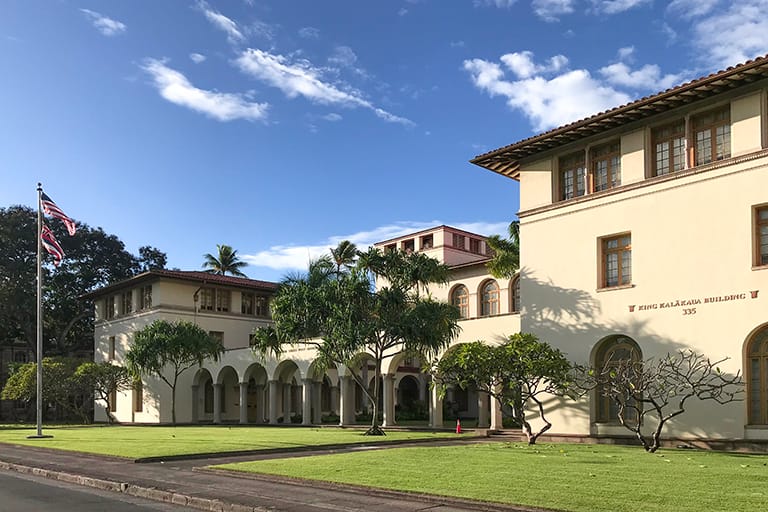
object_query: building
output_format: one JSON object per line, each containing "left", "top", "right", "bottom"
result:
{"left": 471, "top": 54, "right": 768, "bottom": 441}
{"left": 88, "top": 229, "right": 521, "bottom": 427}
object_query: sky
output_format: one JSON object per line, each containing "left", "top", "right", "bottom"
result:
{"left": 1, "top": 1, "right": 767, "bottom": 283}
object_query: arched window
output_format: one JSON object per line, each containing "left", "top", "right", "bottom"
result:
{"left": 451, "top": 285, "right": 469, "bottom": 319}
{"left": 594, "top": 336, "right": 641, "bottom": 423}
{"left": 480, "top": 280, "right": 499, "bottom": 317}
{"left": 748, "top": 325, "right": 768, "bottom": 425}
{"left": 510, "top": 276, "right": 520, "bottom": 313}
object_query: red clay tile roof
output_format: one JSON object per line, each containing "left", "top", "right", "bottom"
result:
{"left": 471, "top": 53, "right": 768, "bottom": 180}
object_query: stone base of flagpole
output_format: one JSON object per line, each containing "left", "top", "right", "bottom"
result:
{"left": 26, "top": 434, "right": 54, "bottom": 439}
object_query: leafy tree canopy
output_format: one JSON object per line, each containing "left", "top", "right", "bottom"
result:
{"left": 74, "top": 361, "right": 133, "bottom": 423}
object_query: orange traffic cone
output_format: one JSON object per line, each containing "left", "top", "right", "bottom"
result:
{"left": 455, "top": 418, "right": 462, "bottom": 434}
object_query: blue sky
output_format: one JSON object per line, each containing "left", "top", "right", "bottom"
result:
{"left": 1, "top": 1, "right": 766, "bottom": 282}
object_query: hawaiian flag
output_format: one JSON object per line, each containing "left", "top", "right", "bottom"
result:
{"left": 41, "top": 223, "right": 65, "bottom": 266}
{"left": 41, "top": 192, "right": 76, "bottom": 236}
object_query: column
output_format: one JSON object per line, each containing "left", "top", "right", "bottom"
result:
{"left": 213, "top": 383, "right": 222, "bottom": 424}
{"left": 255, "top": 385, "right": 264, "bottom": 424}
{"left": 268, "top": 380, "right": 279, "bottom": 424}
{"left": 382, "top": 374, "right": 396, "bottom": 427}
{"left": 339, "top": 375, "right": 355, "bottom": 426}
{"left": 191, "top": 384, "right": 199, "bottom": 423}
{"left": 283, "top": 383, "right": 292, "bottom": 423}
{"left": 477, "top": 392, "right": 489, "bottom": 428}
{"left": 239, "top": 382, "right": 248, "bottom": 424}
{"left": 430, "top": 385, "right": 443, "bottom": 428}
{"left": 312, "top": 382, "right": 322, "bottom": 424}
{"left": 490, "top": 393, "right": 503, "bottom": 431}
{"left": 302, "top": 379, "right": 312, "bottom": 425}
{"left": 330, "top": 385, "right": 339, "bottom": 415}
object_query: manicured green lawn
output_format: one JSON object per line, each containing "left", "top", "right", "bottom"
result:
{"left": 0, "top": 425, "right": 456, "bottom": 459}
{"left": 216, "top": 442, "right": 768, "bottom": 512}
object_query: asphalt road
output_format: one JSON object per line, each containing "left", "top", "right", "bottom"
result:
{"left": 0, "top": 471, "right": 195, "bottom": 512}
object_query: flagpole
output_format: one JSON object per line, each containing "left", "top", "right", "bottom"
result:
{"left": 29, "top": 183, "right": 51, "bottom": 439}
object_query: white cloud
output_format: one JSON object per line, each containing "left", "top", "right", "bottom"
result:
{"left": 464, "top": 52, "right": 631, "bottom": 131}
{"left": 298, "top": 26, "right": 320, "bottom": 39}
{"left": 323, "top": 113, "right": 343, "bottom": 121}
{"left": 242, "top": 221, "right": 510, "bottom": 272}
{"left": 197, "top": 1, "right": 245, "bottom": 44}
{"left": 591, "top": 0, "right": 650, "bottom": 15}
{"left": 328, "top": 46, "right": 358, "bottom": 67}
{"left": 500, "top": 51, "right": 568, "bottom": 79}
{"left": 667, "top": 0, "right": 720, "bottom": 19}
{"left": 450, "top": 40, "right": 466, "bottom": 48}
{"left": 189, "top": 53, "right": 207, "bottom": 64}
{"left": 142, "top": 59, "right": 268, "bottom": 122}
{"left": 599, "top": 62, "right": 686, "bottom": 91}
{"left": 686, "top": 1, "right": 768, "bottom": 68}
{"left": 235, "top": 49, "right": 414, "bottom": 126}
{"left": 617, "top": 46, "right": 635, "bottom": 61}
{"left": 531, "top": 0, "right": 575, "bottom": 22}
{"left": 80, "top": 9, "right": 126, "bottom": 36}
{"left": 474, "top": 0, "right": 517, "bottom": 7}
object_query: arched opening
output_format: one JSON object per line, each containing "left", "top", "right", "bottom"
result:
{"left": 243, "top": 363, "right": 268, "bottom": 423}
{"left": 510, "top": 275, "right": 520, "bottom": 313}
{"left": 450, "top": 285, "right": 469, "bottom": 319}
{"left": 216, "top": 366, "right": 239, "bottom": 422}
{"left": 747, "top": 324, "right": 768, "bottom": 425}
{"left": 479, "top": 280, "right": 499, "bottom": 317}
{"left": 274, "top": 360, "right": 301, "bottom": 424}
{"left": 593, "top": 335, "right": 642, "bottom": 424}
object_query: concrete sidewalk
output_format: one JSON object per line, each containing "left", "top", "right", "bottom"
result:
{"left": 0, "top": 442, "right": 545, "bottom": 512}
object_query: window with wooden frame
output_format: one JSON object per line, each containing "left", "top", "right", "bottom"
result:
{"left": 594, "top": 336, "right": 641, "bottom": 423}
{"left": 120, "top": 291, "right": 132, "bottom": 316}
{"left": 652, "top": 120, "right": 685, "bottom": 176}
{"left": 692, "top": 106, "right": 730, "bottom": 166}
{"left": 452, "top": 233, "right": 466, "bottom": 250}
{"left": 480, "top": 280, "right": 500, "bottom": 316}
{"left": 133, "top": 379, "right": 143, "bottom": 413}
{"left": 242, "top": 291, "right": 254, "bottom": 315}
{"left": 451, "top": 285, "right": 469, "bottom": 319}
{"left": 108, "top": 336, "right": 115, "bottom": 361}
{"left": 420, "top": 234, "right": 433, "bottom": 250}
{"left": 601, "top": 234, "right": 631, "bottom": 288}
{"left": 747, "top": 325, "right": 768, "bottom": 424}
{"left": 755, "top": 205, "right": 768, "bottom": 267}
{"left": 199, "top": 288, "right": 230, "bottom": 312}
{"left": 510, "top": 275, "right": 521, "bottom": 313}
{"left": 109, "top": 389, "right": 117, "bottom": 413}
{"left": 384, "top": 243, "right": 396, "bottom": 253}
{"left": 559, "top": 152, "right": 586, "bottom": 200}
{"left": 402, "top": 238, "right": 415, "bottom": 253}
{"left": 591, "top": 141, "right": 621, "bottom": 192}
{"left": 255, "top": 296, "right": 269, "bottom": 317}
{"left": 105, "top": 296, "right": 115, "bottom": 320}
{"left": 139, "top": 285, "right": 152, "bottom": 310}
{"left": 469, "top": 238, "right": 481, "bottom": 254}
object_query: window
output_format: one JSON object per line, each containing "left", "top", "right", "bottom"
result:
{"left": 105, "top": 296, "right": 115, "bottom": 320}
{"left": 255, "top": 296, "right": 269, "bottom": 317}
{"left": 591, "top": 141, "right": 621, "bottom": 192}
{"left": 120, "top": 291, "right": 132, "bottom": 316}
{"left": 139, "top": 285, "right": 152, "bottom": 310}
{"left": 602, "top": 234, "right": 631, "bottom": 288}
{"left": 109, "top": 389, "right": 117, "bottom": 413}
{"left": 559, "top": 152, "right": 586, "bottom": 200}
{"left": 451, "top": 285, "right": 469, "bottom": 319}
{"left": 108, "top": 336, "right": 115, "bottom": 361}
{"left": 133, "top": 379, "right": 143, "bottom": 413}
{"left": 452, "top": 233, "right": 466, "bottom": 250}
{"left": 199, "top": 288, "right": 230, "bottom": 312}
{"left": 384, "top": 243, "right": 396, "bottom": 253}
{"left": 652, "top": 120, "right": 685, "bottom": 176}
{"left": 469, "top": 238, "right": 481, "bottom": 254}
{"left": 242, "top": 292, "right": 255, "bottom": 315}
{"left": 755, "top": 205, "right": 768, "bottom": 267}
{"left": 693, "top": 107, "right": 730, "bottom": 166}
{"left": 510, "top": 276, "right": 520, "bottom": 313}
{"left": 594, "top": 336, "right": 641, "bottom": 423}
{"left": 402, "top": 239, "right": 415, "bottom": 253}
{"left": 420, "top": 234, "right": 433, "bottom": 250}
{"left": 748, "top": 325, "right": 768, "bottom": 424}
{"left": 480, "top": 280, "right": 499, "bottom": 316}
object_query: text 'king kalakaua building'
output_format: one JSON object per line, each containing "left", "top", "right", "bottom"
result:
{"left": 471, "top": 54, "right": 768, "bottom": 441}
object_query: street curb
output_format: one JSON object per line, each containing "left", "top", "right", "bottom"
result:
{"left": 0, "top": 461, "right": 269, "bottom": 512}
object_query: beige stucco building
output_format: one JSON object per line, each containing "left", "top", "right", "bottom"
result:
{"left": 472, "top": 54, "right": 768, "bottom": 442}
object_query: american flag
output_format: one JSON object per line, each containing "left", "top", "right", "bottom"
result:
{"left": 41, "top": 223, "right": 65, "bottom": 266}
{"left": 41, "top": 192, "right": 76, "bottom": 236}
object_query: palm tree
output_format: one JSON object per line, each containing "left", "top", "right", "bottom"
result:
{"left": 330, "top": 240, "right": 358, "bottom": 275}
{"left": 202, "top": 244, "right": 248, "bottom": 277}
{"left": 486, "top": 221, "right": 520, "bottom": 279}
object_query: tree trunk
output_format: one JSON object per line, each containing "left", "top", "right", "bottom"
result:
{"left": 171, "top": 372, "right": 178, "bottom": 425}
{"left": 365, "top": 356, "right": 385, "bottom": 436}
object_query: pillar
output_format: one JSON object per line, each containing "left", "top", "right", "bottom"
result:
{"left": 312, "top": 382, "right": 322, "bottom": 424}
{"left": 283, "top": 383, "right": 292, "bottom": 423}
{"left": 302, "top": 379, "right": 312, "bottom": 425}
{"left": 490, "top": 393, "right": 503, "bottom": 431}
{"left": 477, "top": 392, "right": 489, "bottom": 428}
{"left": 255, "top": 385, "right": 264, "bottom": 423}
{"left": 191, "top": 384, "right": 199, "bottom": 423}
{"left": 339, "top": 375, "right": 355, "bottom": 426}
{"left": 430, "top": 385, "right": 443, "bottom": 428}
{"left": 213, "top": 383, "right": 222, "bottom": 424}
{"left": 268, "top": 380, "right": 279, "bottom": 424}
{"left": 382, "top": 374, "right": 395, "bottom": 427}
{"left": 239, "top": 382, "right": 248, "bottom": 424}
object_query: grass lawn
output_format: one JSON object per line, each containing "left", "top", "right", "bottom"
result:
{"left": 0, "top": 424, "right": 457, "bottom": 459}
{"left": 216, "top": 442, "right": 768, "bottom": 512}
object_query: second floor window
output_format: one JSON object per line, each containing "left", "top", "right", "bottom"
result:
{"left": 591, "top": 141, "right": 621, "bottom": 192}
{"left": 199, "top": 288, "right": 231, "bottom": 312}
{"left": 451, "top": 285, "right": 469, "bottom": 319}
{"left": 452, "top": 233, "right": 466, "bottom": 250}
{"left": 139, "top": 285, "right": 152, "bottom": 310}
{"left": 757, "top": 205, "right": 768, "bottom": 267}
{"left": 105, "top": 296, "right": 115, "bottom": 320}
{"left": 120, "top": 291, "right": 132, "bottom": 315}
{"left": 402, "top": 239, "right": 415, "bottom": 253}
{"left": 420, "top": 234, "right": 433, "bottom": 250}
{"left": 242, "top": 292, "right": 254, "bottom": 315}
{"left": 480, "top": 280, "right": 500, "bottom": 316}
{"left": 560, "top": 152, "right": 586, "bottom": 200}
{"left": 602, "top": 234, "right": 632, "bottom": 288}
{"left": 693, "top": 106, "right": 730, "bottom": 166}
{"left": 652, "top": 120, "right": 685, "bottom": 176}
